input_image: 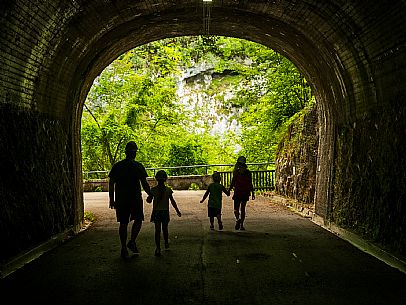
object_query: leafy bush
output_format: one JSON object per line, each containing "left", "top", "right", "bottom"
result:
{"left": 188, "top": 183, "right": 200, "bottom": 190}
{"left": 165, "top": 143, "right": 208, "bottom": 175}
{"left": 84, "top": 211, "right": 96, "bottom": 222}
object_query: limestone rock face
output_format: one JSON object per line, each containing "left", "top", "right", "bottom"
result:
{"left": 275, "top": 105, "right": 318, "bottom": 204}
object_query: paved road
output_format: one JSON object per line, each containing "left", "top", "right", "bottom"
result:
{"left": 1, "top": 191, "right": 406, "bottom": 305}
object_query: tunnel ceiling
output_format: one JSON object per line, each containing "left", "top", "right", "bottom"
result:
{"left": 1, "top": 1, "right": 405, "bottom": 127}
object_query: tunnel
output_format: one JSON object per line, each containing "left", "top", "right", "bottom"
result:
{"left": 0, "top": 0, "right": 405, "bottom": 266}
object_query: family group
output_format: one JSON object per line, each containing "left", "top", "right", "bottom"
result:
{"left": 108, "top": 141, "right": 255, "bottom": 258}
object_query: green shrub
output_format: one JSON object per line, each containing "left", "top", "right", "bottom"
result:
{"left": 84, "top": 211, "right": 96, "bottom": 222}
{"left": 94, "top": 186, "right": 103, "bottom": 192}
{"left": 189, "top": 183, "right": 200, "bottom": 190}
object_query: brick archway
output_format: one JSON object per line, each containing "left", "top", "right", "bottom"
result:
{"left": 1, "top": 1, "right": 405, "bottom": 262}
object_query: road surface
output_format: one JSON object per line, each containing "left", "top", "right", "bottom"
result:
{"left": 1, "top": 191, "right": 406, "bottom": 305}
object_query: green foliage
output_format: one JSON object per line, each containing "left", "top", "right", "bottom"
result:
{"left": 94, "top": 186, "right": 104, "bottom": 192}
{"left": 84, "top": 211, "right": 96, "bottom": 223}
{"left": 165, "top": 142, "right": 208, "bottom": 175}
{"left": 188, "top": 183, "right": 201, "bottom": 190}
{"left": 81, "top": 36, "right": 314, "bottom": 173}
{"left": 218, "top": 45, "right": 314, "bottom": 163}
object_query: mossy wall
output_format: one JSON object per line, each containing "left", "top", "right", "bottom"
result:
{"left": 275, "top": 105, "right": 318, "bottom": 204}
{"left": 332, "top": 102, "right": 406, "bottom": 255}
{"left": 0, "top": 104, "right": 75, "bottom": 262}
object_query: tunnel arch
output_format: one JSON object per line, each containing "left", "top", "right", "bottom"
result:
{"left": 1, "top": 1, "right": 405, "bottom": 262}
{"left": 63, "top": 3, "right": 375, "bottom": 224}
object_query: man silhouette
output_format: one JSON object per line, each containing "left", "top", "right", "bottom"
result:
{"left": 108, "top": 141, "right": 152, "bottom": 258}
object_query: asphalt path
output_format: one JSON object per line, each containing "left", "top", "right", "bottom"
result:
{"left": 1, "top": 191, "right": 406, "bottom": 305}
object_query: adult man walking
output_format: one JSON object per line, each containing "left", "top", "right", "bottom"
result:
{"left": 109, "top": 141, "right": 152, "bottom": 258}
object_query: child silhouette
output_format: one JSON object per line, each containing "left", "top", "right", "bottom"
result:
{"left": 200, "top": 171, "right": 230, "bottom": 230}
{"left": 147, "top": 170, "right": 181, "bottom": 256}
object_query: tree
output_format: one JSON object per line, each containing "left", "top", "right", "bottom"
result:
{"left": 165, "top": 142, "right": 208, "bottom": 175}
{"left": 81, "top": 36, "right": 314, "bottom": 175}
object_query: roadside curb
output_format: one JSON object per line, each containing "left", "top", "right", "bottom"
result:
{"left": 312, "top": 215, "right": 406, "bottom": 275}
{"left": 262, "top": 193, "right": 406, "bottom": 275}
{"left": 0, "top": 221, "right": 93, "bottom": 280}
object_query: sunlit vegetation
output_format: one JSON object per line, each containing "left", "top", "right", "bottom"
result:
{"left": 81, "top": 36, "right": 314, "bottom": 172}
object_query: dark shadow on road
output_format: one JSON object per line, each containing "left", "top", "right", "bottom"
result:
{"left": 1, "top": 191, "right": 406, "bottom": 305}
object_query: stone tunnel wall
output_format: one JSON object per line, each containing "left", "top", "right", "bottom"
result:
{"left": 275, "top": 105, "right": 318, "bottom": 204}
{"left": 0, "top": 0, "right": 405, "bottom": 265}
{"left": 332, "top": 101, "right": 406, "bottom": 256}
{"left": 0, "top": 104, "right": 75, "bottom": 262}
{"left": 275, "top": 100, "right": 406, "bottom": 256}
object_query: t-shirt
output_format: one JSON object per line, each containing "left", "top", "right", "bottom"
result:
{"left": 207, "top": 182, "right": 226, "bottom": 209}
{"left": 150, "top": 185, "right": 173, "bottom": 211}
{"left": 231, "top": 170, "right": 253, "bottom": 198}
{"left": 108, "top": 158, "right": 148, "bottom": 204}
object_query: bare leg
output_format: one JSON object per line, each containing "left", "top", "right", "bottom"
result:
{"left": 154, "top": 222, "right": 161, "bottom": 250}
{"left": 234, "top": 209, "right": 240, "bottom": 220}
{"left": 119, "top": 223, "right": 128, "bottom": 249}
{"left": 234, "top": 200, "right": 241, "bottom": 230}
{"left": 130, "top": 220, "right": 142, "bottom": 242}
{"left": 217, "top": 214, "right": 223, "bottom": 230}
{"left": 240, "top": 201, "right": 247, "bottom": 230}
{"left": 162, "top": 222, "right": 169, "bottom": 249}
{"left": 209, "top": 217, "right": 214, "bottom": 229}
{"left": 119, "top": 222, "right": 129, "bottom": 258}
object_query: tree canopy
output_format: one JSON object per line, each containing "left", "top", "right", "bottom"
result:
{"left": 81, "top": 36, "right": 314, "bottom": 174}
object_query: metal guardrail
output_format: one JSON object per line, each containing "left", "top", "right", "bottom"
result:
{"left": 218, "top": 170, "right": 275, "bottom": 191}
{"left": 83, "top": 162, "right": 275, "bottom": 191}
{"left": 83, "top": 162, "right": 275, "bottom": 180}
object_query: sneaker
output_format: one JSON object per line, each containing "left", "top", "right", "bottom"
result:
{"left": 121, "top": 248, "right": 129, "bottom": 258}
{"left": 240, "top": 226, "right": 246, "bottom": 231}
{"left": 165, "top": 242, "right": 170, "bottom": 250}
{"left": 210, "top": 225, "right": 215, "bottom": 230}
{"left": 218, "top": 222, "right": 223, "bottom": 230}
{"left": 235, "top": 219, "right": 241, "bottom": 230}
{"left": 127, "top": 240, "right": 139, "bottom": 254}
{"left": 155, "top": 248, "right": 161, "bottom": 257}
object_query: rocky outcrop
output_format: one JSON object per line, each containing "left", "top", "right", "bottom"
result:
{"left": 275, "top": 105, "right": 318, "bottom": 204}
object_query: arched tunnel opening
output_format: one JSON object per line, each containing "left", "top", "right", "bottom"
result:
{"left": 1, "top": 1, "right": 405, "bottom": 268}
{"left": 80, "top": 35, "right": 316, "bottom": 197}
{"left": 73, "top": 7, "right": 341, "bottom": 223}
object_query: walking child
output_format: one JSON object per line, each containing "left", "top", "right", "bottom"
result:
{"left": 228, "top": 156, "right": 255, "bottom": 230}
{"left": 147, "top": 170, "right": 181, "bottom": 257}
{"left": 200, "top": 171, "right": 230, "bottom": 230}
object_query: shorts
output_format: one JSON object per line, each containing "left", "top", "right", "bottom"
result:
{"left": 232, "top": 193, "right": 250, "bottom": 202}
{"left": 150, "top": 210, "right": 170, "bottom": 223}
{"left": 208, "top": 207, "right": 221, "bottom": 218}
{"left": 115, "top": 200, "right": 144, "bottom": 223}
{"left": 233, "top": 197, "right": 248, "bottom": 211}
